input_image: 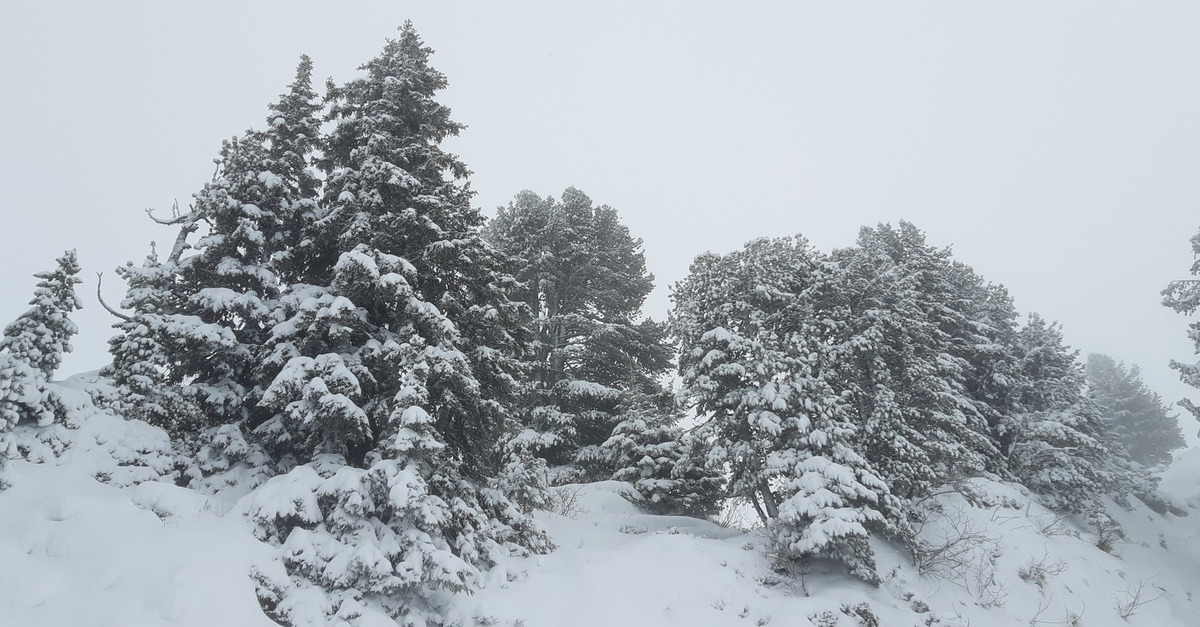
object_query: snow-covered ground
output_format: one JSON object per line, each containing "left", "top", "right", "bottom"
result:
{"left": 2, "top": 375, "right": 1199, "bottom": 626}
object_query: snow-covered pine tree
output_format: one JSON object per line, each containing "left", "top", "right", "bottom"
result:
{"left": 0, "top": 352, "right": 45, "bottom": 489}
{"left": 1000, "top": 315, "right": 1147, "bottom": 513}
{"left": 103, "top": 57, "right": 324, "bottom": 447}
{"left": 1, "top": 249, "right": 83, "bottom": 379}
{"left": 103, "top": 246, "right": 203, "bottom": 433}
{"left": 828, "top": 223, "right": 1000, "bottom": 501}
{"left": 484, "top": 188, "right": 672, "bottom": 482}
{"left": 1086, "top": 353, "right": 1184, "bottom": 467}
{"left": 927, "top": 253, "right": 1025, "bottom": 445}
{"left": 672, "top": 236, "right": 896, "bottom": 583}
{"left": 601, "top": 391, "right": 723, "bottom": 518}
{"left": 1161, "top": 228, "right": 1200, "bottom": 431}
{"left": 0, "top": 251, "right": 83, "bottom": 486}
{"left": 240, "top": 24, "right": 550, "bottom": 626}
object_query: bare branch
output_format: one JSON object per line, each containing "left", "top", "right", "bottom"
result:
{"left": 96, "top": 272, "right": 132, "bottom": 322}
{"left": 1114, "top": 578, "right": 1164, "bottom": 619}
{"left": 146, "top": 199, "right": 195, "bottom": 226}
{"left": 145, "top": 207, "right": 188, "bottom": 225}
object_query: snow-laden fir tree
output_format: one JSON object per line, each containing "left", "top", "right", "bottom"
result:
{"left": 1085, "top": 353, "right": 1184, "bottom": 467}
{"left": 0, "top": 354, "right": 40, "bottom": 488}
{"left": 103, "top": 57, "right": 323, "bottom": 447}
{"left": 484, "top": 188, "right": 672, "bottom": 482}
{"left": 1000, "top": 315, "right": 1148, "bottom": 513}
{"left": 1162, "top": 227, "right": 1200, "bottom": 432}
{"left": 940, "top": 261, "right": 1023, "bottom": 435}
{"left": 2, "top": 249, "right": 83, "bottom": 379}
{"left": 0, "top": 251, "right": 83, "bottom": 486}
{"left": 236, "top": 24, "right": 550, "bottom": 626}
{"left": 672, "top": 236, "right": 897, "bottom": 583}
{"left": 601, "top": 391, "right": 723, "bottom": 518}
{"left": 828, "top": 223, "right": 1001, "bottom": 501}
{"left": 103, "top": 246, "right": 203, "bottom": 433}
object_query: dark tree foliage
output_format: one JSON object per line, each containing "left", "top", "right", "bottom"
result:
{"left": 601, "top": 391, "right": 724, "bottom": 518}
{"left": 828, "top": 223, "right": 1001, "bottom": 500}
{"left": 1000, "top": 316, "right": 1148, "bottom": 513}
{"left": 484, "top": 187, "right": 672, "bottom": 481}
{"left": 1086, "top": 353, "right": 1184, "bottom": 467}
{"left": 104, "top": 247, "right": 203, "bottom": 432}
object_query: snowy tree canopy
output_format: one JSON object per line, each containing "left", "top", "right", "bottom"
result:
{"left": 484, "top": 187, "right": 672, "bottom": 482}
{"left": 101, "top": 23, "right": 549, "bottom": 626}
{"left": 672, "top": 235, "right": 897, "bottom": 582}
{"left": 1086, "top": 353, "right": 1184, "bottom": 467}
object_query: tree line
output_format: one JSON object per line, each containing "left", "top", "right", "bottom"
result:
{"left": 0, "top": 21, "right": 1190, "bottom": 625}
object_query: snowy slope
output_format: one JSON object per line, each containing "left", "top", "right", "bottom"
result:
{"left": 2, "top": 375, "right": 1199, "bottom": 627}
{"left": 458, "top": 479, "right": 1200, "bottom": 627}
{"left": 0, "top": 374, "right": 276, "bottom": 627}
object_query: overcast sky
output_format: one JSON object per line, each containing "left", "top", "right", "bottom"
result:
{"left": 2, "top": 2, "right": 1198, "bottom": 443}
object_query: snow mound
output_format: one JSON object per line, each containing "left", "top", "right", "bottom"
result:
{"left": 1160, "top": 448, "right": 1200, "bottom": 510}
{"left": 0, "top": 456, "right": 275, "bottom": 626}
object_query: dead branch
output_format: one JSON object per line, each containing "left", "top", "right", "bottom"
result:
{"left": 96, "top": 272, "right": 132, "bottom": 322}
{"left": 145, "top": 199, "right": 192, "bottom": 226}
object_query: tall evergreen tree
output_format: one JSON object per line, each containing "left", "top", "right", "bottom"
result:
{"left": 1086, "top": 353, "right": 1184, "bottom": 467}
{"left": 484, "top": 188, "right": 671, "bottom": 481}
{"left": 102, "top": 29, "right": 548, "bottom": 624}
{"left": 1000, "top": 316, "right": 1145, "bottom": 513}
{"left": 104, "top": 57, "right": 323, "bottom": 440}
{"left": 1162, "top": 227, "right": 1200, "bottom": 429}
{"left": 828, "top": 223, "right": 1001, "bottom": 500}
{"left": 672, "top": 236, "right": 896, "bottom": 583}
{"left": 240, "top": 24, "right": 549, "bottom": 626}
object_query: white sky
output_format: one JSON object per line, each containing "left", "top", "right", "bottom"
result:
{"left": 1, "top": 2, "right": 1198, "bottom": 442}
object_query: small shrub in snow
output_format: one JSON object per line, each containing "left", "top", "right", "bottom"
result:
{"left": 840, "top": 603, "right": 879, "bottom": 627}
{"left": 808, "top": 610, "right": 841, "bottom": 627}
{"left": 1089, "top": 509, "right": 1128, "bottom": 553}
{"left": 1114, "top": 578, "right": 1165, "bottom": 619}
{"left": 1029, "top": 598, "right": 1084, "bottom": 626}
{"left": 1018, "top": 550, "right": 1067, "bottom": 590}
{"left": 1025, "top": 506, "right": 1079, "bottom": 538}
{"left": 545, "top": 484, "right": 587, "bottom": 518}
{"left": 909, "top": 503, "right": 1006, "bottom": 607}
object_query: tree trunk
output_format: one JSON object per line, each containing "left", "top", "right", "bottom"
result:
{"left": 757, "top": 480, "right": 780, "bottom": 519}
